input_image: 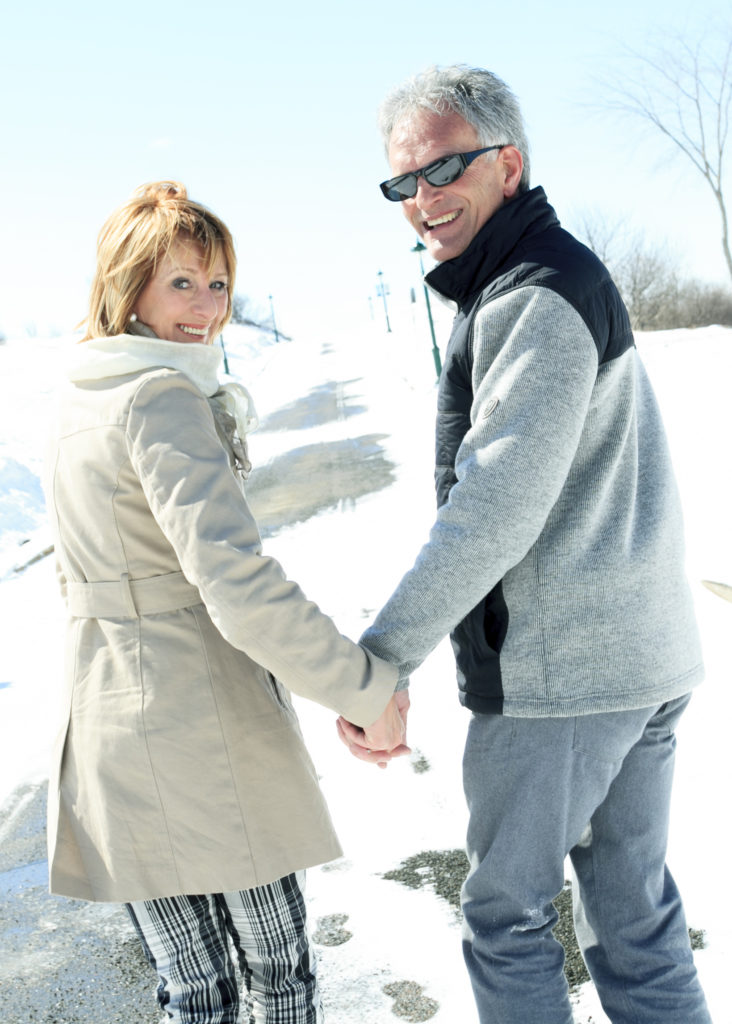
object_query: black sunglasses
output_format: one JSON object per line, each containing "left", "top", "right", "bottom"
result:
{"left": 379, "top": 145, "right": 506, "bottom": 202}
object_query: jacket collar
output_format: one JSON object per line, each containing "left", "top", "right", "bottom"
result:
{"left": 69, "top": 333, "right": 224, "bottom": 395}
{"left": 425, "top": 186, "right": 560, "bottom": 308}
{"left": 68, "top": 333, "right": 259, "bottom": 438}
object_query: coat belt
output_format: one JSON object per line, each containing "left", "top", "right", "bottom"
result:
{"left": 66, "top": 572, "right": 202, "bottom": 619}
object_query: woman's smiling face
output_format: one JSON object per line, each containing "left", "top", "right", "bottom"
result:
{"left": 134, "top": 236, "right": 229, "bottom": 344}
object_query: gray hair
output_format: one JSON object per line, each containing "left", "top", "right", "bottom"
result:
{"left": 378, "top": 64, "right": 531, "bottom": 192}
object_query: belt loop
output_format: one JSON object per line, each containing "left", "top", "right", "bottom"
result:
{"left": 119, "top": 572, "right": 139, "bottom": 618}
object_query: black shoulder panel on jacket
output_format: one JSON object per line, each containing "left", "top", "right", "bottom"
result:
{"left": 477, "top": 225, "right": 634, "bottom": 366}
{"left": 427, "top": 188, "right": 635, "bottom": 369}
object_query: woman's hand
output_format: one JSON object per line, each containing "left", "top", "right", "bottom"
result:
{"left": 336, "top": 690, "right": 411, "bottom": 768}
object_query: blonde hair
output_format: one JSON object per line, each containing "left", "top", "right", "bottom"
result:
{"left": 83, "top": 181, "right": 237, "bottom": 340}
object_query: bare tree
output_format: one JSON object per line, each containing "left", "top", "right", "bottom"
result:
{"left": 674, "top": 280, "right": 732, "bottom": 327}
{"left": 575, "top": 211, "right": 618, "bottom": 268}
{"left": 230, "top": 293, "right": 262, "bottom": 327}
{"left": 229, "top": 293, "right": 291, "bottom": 341}
{"left": 575, "top": 212, "right": 679, "bottom": 329}
{"left": 575, "top": 210, "right": 732, "bottom": 328}
{"left": 622, "top": 249, "right": 680, "bottom": 330}
{"left": 599, "top": 29, "right": 732, "bottom": 284}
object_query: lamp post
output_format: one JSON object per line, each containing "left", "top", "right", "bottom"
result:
{"left": 268, "top": 294, "right": 280, "bottom": 343}
{"left": 218, "top": 334, "right": 230, "bottom": 374}
{"left": 376, "top": 270, "right": 392, "bottom": 333}
{"left": 411, "top": 240, "right": 442, "bottom": 379}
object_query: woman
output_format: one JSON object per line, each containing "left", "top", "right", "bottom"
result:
{"left": 44, "top": 181, "right": 405, "bottom": 1023}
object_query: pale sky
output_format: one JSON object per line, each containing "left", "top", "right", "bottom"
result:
{"left": 1, "top": 0, "right": 729, "bottom": 339}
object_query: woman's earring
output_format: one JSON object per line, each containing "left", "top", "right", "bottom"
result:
{"left": 129, "top": 313, "right": 138, "bottom": 322}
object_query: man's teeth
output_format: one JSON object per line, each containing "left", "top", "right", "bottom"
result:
{"left": 426, "top": 210, "right": 459, "bottom": 228}
{"left": 179, "top": 325, "right": 208, "bottom": 336}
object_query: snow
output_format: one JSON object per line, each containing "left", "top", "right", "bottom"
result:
{"left": 0, "top": 312, "right": 729, "bottom": 1023}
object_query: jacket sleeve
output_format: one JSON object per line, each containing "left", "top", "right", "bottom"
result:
{"left": 125, "top": 371, "right": 397, "bottom": 726}
{"left": 360, "top": 286, "right": 599, "bottom": 680}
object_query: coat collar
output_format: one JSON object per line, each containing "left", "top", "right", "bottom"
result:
{"left": 425, "top": 186, "right": 560, "bottom": 308}
{"left": 69, "top": 333, "right": 224, "bottom": 395}
{"left": 68, "top": 333, "right": 258, "bottom": 437}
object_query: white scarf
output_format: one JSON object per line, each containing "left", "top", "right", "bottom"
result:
{"left": 67, "top": 333, "right": 259, "bottom": 440}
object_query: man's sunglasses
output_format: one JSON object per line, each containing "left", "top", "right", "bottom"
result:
{"left": 379, "top": 145, "right": 506, "bottom": 202}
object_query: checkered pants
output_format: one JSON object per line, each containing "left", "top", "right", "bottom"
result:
{"left": 126, "top": 871, "right": 324, "bottom": 1023}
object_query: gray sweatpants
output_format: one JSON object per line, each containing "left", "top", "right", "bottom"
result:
{"left": 461, "top": 695, "right": 711, "bottom": 1024}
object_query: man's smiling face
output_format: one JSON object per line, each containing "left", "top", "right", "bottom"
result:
{"left": 387, "top": 109, "right": 517, "bottom": 262}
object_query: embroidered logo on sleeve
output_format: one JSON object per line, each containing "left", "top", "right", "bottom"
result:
{"left": 482, "top": 396, "right": 500, "bottom": 418}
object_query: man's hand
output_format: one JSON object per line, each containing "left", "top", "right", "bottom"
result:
{"left": 336, "top": 690, "right": 411, "bottom": 768}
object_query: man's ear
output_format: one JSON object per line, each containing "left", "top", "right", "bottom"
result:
{"left": 500, "top": 145, "right": 524, "bottom": 199}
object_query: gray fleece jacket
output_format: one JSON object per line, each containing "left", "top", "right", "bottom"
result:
{"left": 361, "top": 187, "right": 703, "bottom": 717}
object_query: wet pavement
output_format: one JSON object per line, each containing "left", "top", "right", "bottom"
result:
{"left": 0, "top": 783, "right": 159, "bottom": 1023}
{"left": 246, "top": 377, "right": 395, "bottom": 537}
{"left": 247, "top": 433, "right": 394, "bottom": 537}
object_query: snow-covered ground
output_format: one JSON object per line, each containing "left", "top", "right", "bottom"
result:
{"left": 0, "top": 311, "right": 729, "bottom": 1023}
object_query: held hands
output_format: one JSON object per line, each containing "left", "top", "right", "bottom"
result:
{"left": 336, "top": 690, "right": 411, "bottom": 769}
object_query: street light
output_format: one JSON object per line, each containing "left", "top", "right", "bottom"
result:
{"left": 411, "top": 240, "right": 442, "bottom": 379}
{"left": 376, "top": 270, "right": 392, "bottom": 333}
{"left": 218, "top": 334, "right": 230, "bottom": 374}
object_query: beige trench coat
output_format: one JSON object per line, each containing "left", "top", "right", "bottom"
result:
{"left": 44, "top": 359, "right": 397, "bottom": 903}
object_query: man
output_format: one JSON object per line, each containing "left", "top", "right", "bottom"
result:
{"left": 339, "top": 66, "right": 711, "bottom": 1024}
